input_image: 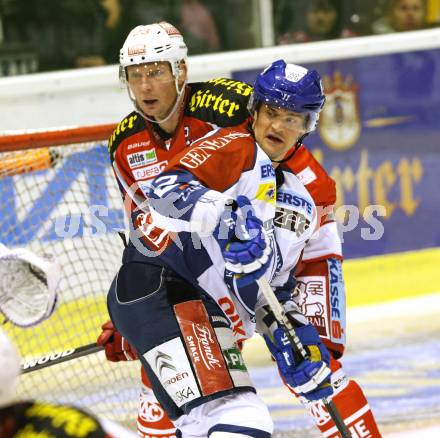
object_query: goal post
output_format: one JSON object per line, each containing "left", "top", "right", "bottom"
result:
{"left": 0, "top": 124, "right": 140, "bottom": 427}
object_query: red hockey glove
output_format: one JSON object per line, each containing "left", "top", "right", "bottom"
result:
{"left": 97, "top": 320, "right": 138, "bottom": 362}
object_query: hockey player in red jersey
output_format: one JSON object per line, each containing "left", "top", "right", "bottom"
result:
{"left": 97, "top": 20, "right": 381, "bottom": 437}
{"left": 106, "top": 43, "right": 335, "bottom": 433}
{"left": 103, "top": 21, "right": 279, "bottom": 438}
{"left": 98, "top": 21, "right": 257, "bottom": 438}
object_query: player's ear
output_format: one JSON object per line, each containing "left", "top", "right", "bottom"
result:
{"left": 251, "top": 109, "right": 258, "bottom": 130}
{"left": 177, "top": 61, "right": 188, "bottom": 84}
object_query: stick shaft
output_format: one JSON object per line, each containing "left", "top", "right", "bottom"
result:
{"left": 21, "top": 343, "right": 103, "bottom": 374}
{"left": 256, "top": 277, "right": 352, "bottom": 438}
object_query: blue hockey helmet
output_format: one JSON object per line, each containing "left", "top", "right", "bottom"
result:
{"left": 249, "top": 59, "right": 325, "bottom": 132}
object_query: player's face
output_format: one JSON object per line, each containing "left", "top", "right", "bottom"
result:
{"left": 126, "top": 61, "right": 185, "bottom": 120}
{"left": 391, "top": 0, "right": 425, "bottom": 31}
{"left": 253, "top": 104, "right": 306, "bottom": 162}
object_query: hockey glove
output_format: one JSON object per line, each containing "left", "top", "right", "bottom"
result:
{"left": 257, "top": 303, "right": 333, "bottom": 401}
{"left": 97, "top": 320, "right": 138, "bottom": 362}
{"left": 221, "top": 196, "right": 272, "bottom": 276}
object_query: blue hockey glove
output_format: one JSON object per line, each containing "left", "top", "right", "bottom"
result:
{"left": 257, "top": 303, "right": 333, "bottom": 401}
{"left": 215, "top": 196, "right": 273, "bottom": 315}
{"left": 222, "top": 196, "right": 272, "bottom": 275}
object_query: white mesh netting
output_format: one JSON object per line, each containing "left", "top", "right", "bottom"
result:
{"left": 0, "top": 132, "right": 140, "bottom": 428}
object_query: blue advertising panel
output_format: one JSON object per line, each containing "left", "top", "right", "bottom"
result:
{"left": 1, "top": 50, "right": 438, "bottom": 260}
{"left": 233, "top": 48, "right": 440, "bottom": 258}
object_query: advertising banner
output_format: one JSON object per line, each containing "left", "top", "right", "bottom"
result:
{"left": 234, "top": 48, "right": 440, "bottom": 258}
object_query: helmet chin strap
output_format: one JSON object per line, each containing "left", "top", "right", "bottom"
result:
{"left": 128, "top": 75, "right": 187, "bottom": 125}
{"left": 271, "top": 133, "right": 309, "bottom": 164}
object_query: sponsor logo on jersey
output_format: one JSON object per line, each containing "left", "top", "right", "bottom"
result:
{"left": 138, "top": 401, "right": 165, "bottom": 422}
{"left": 108, "top": 114, "right": 138, "bottom": 150}
{"left": 295, "top": 276, "right": 329, "bottom": 339}
{"left": 274, "top": 206, "right": 311, "bottom": 237}
{"left": 175, "top": 300, "right": 233, "bottom": 396}
{"left": 127, "top": 149, "right": 158, "bottom": 169}
{"left": 189, "top": 323, "right": 222, "bottom": 371}
{"left": 154, "top": 351, "right": 177, "bottom": 378}
{"left": 189, "top": 89, "right": 242, "bottom": 118}
{"left": 188, "top": 79, "right": 251, "bottom": 119}
{"left": 217, "top": 296, "right": 246, "bottom": 339}
{"left": 260, "top": 161, "right": 275, "bottom": 179}
{"left": 296, "top": 166, "right": 317, "bottom": 185}
{"left": 164, "top": 371, "right": 189, "bottom": 386}
{"left": 143, "top": 338, "right": 201, "bottom": 407}
{"left": 24, "top": 403, "right": 101, "bottom": 434}
{"left": 256, "top": 182, "right": 276, "bottom": 204}
{"left": 207, "top": 78, "right": 253, "bottom": 97}
{"left": 174, "top": 386, "right": 196, "bottom": 404}
{"left": 179, "top": 132, "right": 249, "bottom": 168}
{"left": 188, "top": 79, "right": 251, "bottom": 117}
{"left": 328, "top": 258, "right": 346, "bottom": 343}
{"left": 132, "top": 160, "right": 168, "bottom": 180}
{"left": 276, "top": 189, "right": 314, "bottom": 216}
{"left": 127, "top": 140, "right": 151, "bottom": 150}
{"left": 223, "top": 347, "right": 247, "bottom": 371}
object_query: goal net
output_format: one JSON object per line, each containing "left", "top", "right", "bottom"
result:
{"left": 0, "top": 125, "right": 140, "bottom": 428}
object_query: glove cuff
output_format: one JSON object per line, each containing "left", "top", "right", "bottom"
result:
{"left": 295, "top": 324, "right": 322, "bottom": 345}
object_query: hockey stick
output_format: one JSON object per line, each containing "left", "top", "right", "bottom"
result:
{"left": 21, "top": 342, "right": 103, "bottom": 374}
{"left": 256, "top": 277, "right": 352, "bottom": 438}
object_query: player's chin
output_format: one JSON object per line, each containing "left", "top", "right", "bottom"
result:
{"left": 141, "top": 107, "right": 160, "bottom": 119}
{"left": 265, "top": 138, "right": 289, "bottom": 156}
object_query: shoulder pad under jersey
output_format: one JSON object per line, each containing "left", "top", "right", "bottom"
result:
{"left": 281, "top": 145, "right": 336, "bottom": 207}
{"left": 108, "top": 111, "right": 145, "bottom": 161}
{"left": 185, "top": 79, "right": 252, "bottom": 127}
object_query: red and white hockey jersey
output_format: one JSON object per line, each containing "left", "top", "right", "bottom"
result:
{"left": 148, "top": 128, "right": 317, "bottom": 339}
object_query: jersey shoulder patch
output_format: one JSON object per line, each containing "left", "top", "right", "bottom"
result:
{"left": 283, "top": 145, "right": 336, "bottom": 207}
{"left": 108, "top": 111, "right": 145, "bottom": 160}
{"left": 185, "top": 79, "right": 252, "bottom": 127}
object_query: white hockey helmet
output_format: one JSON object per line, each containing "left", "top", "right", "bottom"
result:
{"left": 0, "top": 328, "right": 20, "bottom": 408}
{"left": 119, "top": 21, "right": 188, "bottom": 80}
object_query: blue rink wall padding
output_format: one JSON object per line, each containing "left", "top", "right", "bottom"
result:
{"left": 233, "top": 48, "right": 440, "bottom": 258}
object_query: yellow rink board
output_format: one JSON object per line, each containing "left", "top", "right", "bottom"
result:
{"left": 7, "top": 247, "right": 440, "bottom": 358}
{"left": 343, "top": 246, "right": 440, "bottom": 307}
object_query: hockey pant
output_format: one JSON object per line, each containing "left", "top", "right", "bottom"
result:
{"left": 107, "top": 262, "right": 273, "bottom": 437}
{"left": 134, "top": 257, "right": 381, "bottom": 437}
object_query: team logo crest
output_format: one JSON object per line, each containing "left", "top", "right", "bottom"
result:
{"left": 319, "top": 71, "right": 361, "bottom": 151}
